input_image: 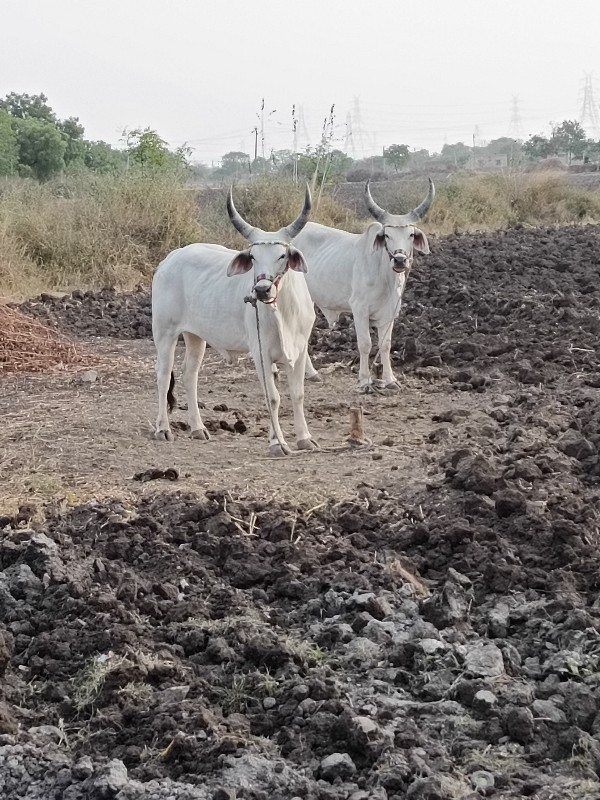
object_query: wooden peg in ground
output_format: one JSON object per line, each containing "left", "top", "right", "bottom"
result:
{"left": 348, "top": 406, "right": 371, "bottom": 446}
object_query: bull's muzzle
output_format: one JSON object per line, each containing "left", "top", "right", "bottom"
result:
{"left": 253, "top": 277, "right": 277, "bottom": 304}
{"left": 391, "top": 253, "right": 409, "bottom": 274}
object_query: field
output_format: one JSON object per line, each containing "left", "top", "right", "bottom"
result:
{"left": 1, "top": 220, "right": 600, "bottom": 799}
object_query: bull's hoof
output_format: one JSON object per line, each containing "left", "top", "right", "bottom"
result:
{"left": 297, "top": 437, "right": 320, "bottom": 451}
{"left": 269, "top": 442, "right": 291, "bottom": 457}
{"left": 191, "top": 427, "right": 211, "bottom": 441}
{"left": 385, "top": 381, "right": 400, "bottom": 392}
{"left": 360, "top": 383, "right": 375, "bottom": 394}
{"left": 306, "top": 372, "right": 323, "bottom": 383}
{"left": 154, "top": 429, "right": 174, "bottom": 442}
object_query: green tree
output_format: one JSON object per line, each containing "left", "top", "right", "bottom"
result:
{"left": 295, "top": 147, "right": 352, "bottom": 185}
{"left": 485, "top": 137, "right": 521, "bottom": 155}
{"left": 523, "top": 133, "right": 556, "bottom": 161}
{"left": 441, "top": 142, "right": 472, "bottom": 167}
{"left": 84, "top": 140, "right": 125, "bottom": 174}
{"left": 384, "top": 143, "right": 410, "bottom": 172}
{"left": 174, "top": 143, "right": 192, "bottom": 169}
{"left": 59, "top": 116, "right": 86, "bottom": 167}
{"left": 583, "top": 139, "right": 600, "bottom": 164}
{"left": 127, "top": 128, "right": 170, "bottom": 170}
{"left": 15, "top": 117, "right": 66, "bottom": 179}
{"left": 551, "top": 120, "right": 587, "bottom": 164}
{"left": 0, "top": 110, "right": 19, "bottom": 175}
{"left": 0, "top": 91, "right": 56, "bottom": 122}
{"left": 407, "top": 148, "right": 430, "bottom": 169}
{"left": 218, "top": 151, "right": 251, "bottom": 176}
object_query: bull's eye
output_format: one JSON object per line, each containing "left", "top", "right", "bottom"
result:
{"left": 278, "top": 254, "right": 285, "bottom": 260}
{"left": 409, "top": 232, "right": 415, "bottom": 238}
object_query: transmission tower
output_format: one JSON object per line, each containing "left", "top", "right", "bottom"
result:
{"left": 508, "top": 95, "right": 524, "bottom": 140}
{"left": 352, "top": 97, "right": 367, "bottom": 159}
{"left": 579, "top": 73, "right": 600, "bottom": 138}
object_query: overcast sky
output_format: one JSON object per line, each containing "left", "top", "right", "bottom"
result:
{"left": 3, "top": 0, "right": 600, "bottom": 163}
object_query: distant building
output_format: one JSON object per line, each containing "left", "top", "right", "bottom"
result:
{"left": 470, "top": 153, "right": 509, "bottom": 171}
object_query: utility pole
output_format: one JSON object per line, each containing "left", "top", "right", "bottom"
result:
{"left": 297, "top": 105, "right": 310, "bottom": 149}
{"left": 292, "top": 105, "right": 299, "bottom": 185}
{"left": 260, "top": 98, "right": 265, "bottom": 160}
{"left": 344, "top": 111, "right": 354, "bottom": 157}
{"left": 252, "top": 126, "right": 258, "bottom": 161}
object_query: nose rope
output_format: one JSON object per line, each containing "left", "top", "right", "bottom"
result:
{"left": 253, "top": 271, "right": 285, "bottom": 304}
{"left": 382, "top": 224, "right": 414, "bottom": 268}
{"left": 371, "top": 230, "right": 411, "bottom": 381}
{"left": 243, "top": 295, "right": 287, "bottom": 452}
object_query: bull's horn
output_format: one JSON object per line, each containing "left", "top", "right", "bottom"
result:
{"left": 227, "top": 187, "right": 255, "bottom": 240}
{"left": 364, "top": 180, "right": 388, "bottom": 222}
{"left": 283, "top": 183, "right": 312, "bottom": 240}
{"left": 408, "top": 178, "right": 435, "bottom": 222}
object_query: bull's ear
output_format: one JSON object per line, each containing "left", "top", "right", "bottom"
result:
{"left": 366, "top": 221, "right": 385, "bottom": 252}
{"left": 373, "top": 232, "right": 386, "bottom": 251}
{"left": 413, "top": 228, "right": 430, "bottom": 255}
{"left": 286, "top": 245, "right": 308, "bottom": 273}
{"left": 227, "top": 249, "right": 253, "bottom": 276}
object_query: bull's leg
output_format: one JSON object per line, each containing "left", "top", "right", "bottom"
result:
{"left": 353, "top": 310, "right": 374, "bottom": 392}
{"left": 154, "top": 333, "right": 178, "bottom": 441}
{"left": 304, "top": 352, "right": 322, "bottom": 383}
{"left": 286, "top": 349, "right": 319, "bottom": 451}
{"left": 303, "top": 307, "right": 338, "bottom": 384}
{"left": 253, "top": 351, "right": 291, "bottom": 457}
{"left": 182, "top": 332, "right": 210, "bottom": 440}
{"left": 377, "top": 319, "right": 398, "bottom": 389}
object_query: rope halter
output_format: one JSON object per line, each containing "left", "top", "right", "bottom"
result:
{"left": 246, "top": 240, "right": 291, "bottom": 306}
{"left": 381, "top": 224, "right": 414, "bottom": 274}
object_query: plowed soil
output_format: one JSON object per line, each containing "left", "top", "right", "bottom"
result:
{"left": 2, "top": 224, "right": 600, "bottom": 799}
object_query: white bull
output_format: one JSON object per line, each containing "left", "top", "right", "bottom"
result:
{"left": 295, "top": 179, "right": 435, "bottom": 392}
{"left": 151, "top": 185, "right": 319, "bottom": 456}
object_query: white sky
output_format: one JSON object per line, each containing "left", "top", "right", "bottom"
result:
{"left": 3, "top": 0, "right": 600, "bottom": 163}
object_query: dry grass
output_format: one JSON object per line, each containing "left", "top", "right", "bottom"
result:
{"left": 0, "top": 304, "right": 91, "bottom": 374}
{"left": 0, "top": 172, "right": 202, "bottom": 299}
{"left": 195, "top": 175, "right": 364, "bottom": 251}
{"left": 2, "top": 170, "right": 600, "bottom": 300}
{"left": 376, "top": 171, "right": 600, "bottom": 234}
{"left": 0, "top": 173, "right": 364, "bottom": 300}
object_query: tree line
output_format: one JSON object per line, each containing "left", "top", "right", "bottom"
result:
{"left": 1, "top": 91, "right": 598, "bottom": 183}
{"left": 216, "top": 121, "right": 600, "bottom": 182}
{"left": 0, "top": 92, "right": 189, "bottom": 179}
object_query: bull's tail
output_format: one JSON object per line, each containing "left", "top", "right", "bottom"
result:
{"left": 167, "top": 371, "right": 176, "bottom": 413}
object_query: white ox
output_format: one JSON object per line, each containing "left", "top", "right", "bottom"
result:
{"left": 294, "top": 179, "right": 435, "bottom": 391}
{"left": 151, "top": 186, "right": 319, "bottom": 456}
